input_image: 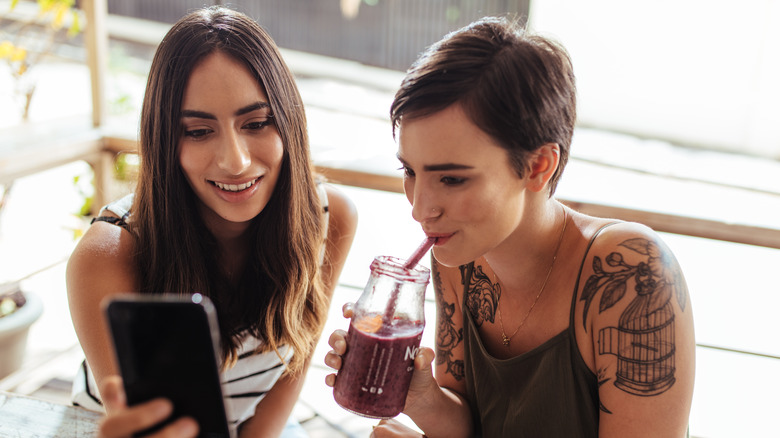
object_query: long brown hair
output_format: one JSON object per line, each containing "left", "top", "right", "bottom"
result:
{"left": 132, "top": 6, "right": 327, "bottom": 374}
{"left": 390, "top": 16, "right": 577, "bottom": 195}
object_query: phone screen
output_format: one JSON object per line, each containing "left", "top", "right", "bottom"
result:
{"left": 105, "top": 294, "right": 232, "bottom": 438}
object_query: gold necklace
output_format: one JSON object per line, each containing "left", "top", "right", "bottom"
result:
{"left": 497, "top": 206, "right": 568, "bottom": 348}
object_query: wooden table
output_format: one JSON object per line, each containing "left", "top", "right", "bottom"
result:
{"left": 0, "top": 391, "right": 101, "bottom": 437}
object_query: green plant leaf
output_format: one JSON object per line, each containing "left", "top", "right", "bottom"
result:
{"left": 79, "top": 195, "right": 93, "bottom": 216}
{"left": 68, "top": 11, "right": 81, "bottom": 37}
{"left": 39, "top": 0, "right": 55, "bottom": 14}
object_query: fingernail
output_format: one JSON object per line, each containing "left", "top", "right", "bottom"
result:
{"left": 151, "top": 399, "right": 173, "bottom": 417}
{"left": 178, "top": 418, "right": 198, "bottom": 435}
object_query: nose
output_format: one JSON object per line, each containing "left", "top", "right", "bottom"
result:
{"left": 217, "top": 130, "right": 251, "bottom": 175}
{"left": 407, "top": 180, "right": 441, "bottom": 224}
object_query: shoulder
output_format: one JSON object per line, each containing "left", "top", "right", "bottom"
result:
{"left": 66, "top": 220, "right": 139, "bottom": 299}
{"left": 584, "top": 221, "right": 671, "bottom": 276}
{"left": 69, "top": 220, "right": 136, "bottom": 266}
{"left": 576, "top": 223, "right": 695, "bottom": 434}
{"left": 323, "top": 184, "right": 357, "bottom": 222}
{"left": 322, "top": 184, "right": 358, "bottom": 240}
{"left": 578, "top": 221, "right": 690, "bottom": 331}
{"left": 589, "top": 220, "right": 659, "bottom": 250}
{"left": 430, "top": 256, "right": 471, "bottom": 304}
{"left": 66, "top": 221, "right": 140, "bottom": 385}
{"left": 317, "top": 184, "right": 358, "bottom": 293}
{"left": 585, "top": 221, "right": 685, "bottom": 298}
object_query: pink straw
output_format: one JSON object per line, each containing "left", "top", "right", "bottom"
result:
{"left": 403, "top": 237, "right": 437, "bottom": 269}
{"left": 381, "top": 237, "right": 438, "bottom": 324}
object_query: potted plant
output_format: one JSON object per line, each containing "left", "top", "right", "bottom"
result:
{"left": 0, "top": 280, "right": 43, "bottom": 380}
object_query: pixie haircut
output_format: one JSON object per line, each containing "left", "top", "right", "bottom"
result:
{"left": 390, "top": 16, "right": 577, "bottom": 195}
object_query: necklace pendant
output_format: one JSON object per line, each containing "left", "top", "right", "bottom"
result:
{"left": 502, "top": 334, "right": 510, "bottom": 347}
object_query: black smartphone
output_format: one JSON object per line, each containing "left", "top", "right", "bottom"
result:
{"left": 104, "top": 293, "right": 233, "bottom": 438}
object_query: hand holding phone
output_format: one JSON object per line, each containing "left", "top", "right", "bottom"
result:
{"left": 98, "top": 375, "right": 200, "bottom": 438}
{"left": 104, "top": 293, "right": 233, "bottom": 438}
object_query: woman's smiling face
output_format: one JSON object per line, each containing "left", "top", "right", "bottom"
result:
{"left": 397, "top": 104, "right": 529, "bottom": 267}
{"left": 178, "top": 51, "right": 284, "bottom": 232}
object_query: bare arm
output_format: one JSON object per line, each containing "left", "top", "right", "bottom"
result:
{"left": 236, "top": 365, "right": 308, "bottom": 437}
{"left": 320, "top": 184, "right": 358, "bottom": 298}
{"left": 578, "top": 223, "right": 695, "bottom": 437}
{"left": 69, "top": 223, "right": 195, "bottom": 437}
{"left": 66, "top": 221, "right": 139, "bottom": 400}
{"left": 238, "top": 184, "right": 357, "bottom": 436}
{"left": 401, "top": 256, "right": 473, "bottom": 438}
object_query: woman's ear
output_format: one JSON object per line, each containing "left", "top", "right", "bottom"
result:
{"left": 526, "top": 143, "right": 560, "bottom": 193}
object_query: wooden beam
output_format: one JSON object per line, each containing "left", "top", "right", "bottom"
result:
{"left": 0, "top": 132, "right": 103, "bottom": 185}
{"left": 99, "top": 136, "right": 780, "bottom": 250}
{"left": 560, "top": 200, "right": 780, "bottom": 249}
{"left": 314, "top": 166, "right": 404, "bottom": 194}
{"left": 82, "top": 0, "right": 109, "bottom": 128}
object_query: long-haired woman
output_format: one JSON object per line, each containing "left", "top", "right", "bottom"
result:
{"left": 67, "top": 6, "right": 357, "bottom": 437}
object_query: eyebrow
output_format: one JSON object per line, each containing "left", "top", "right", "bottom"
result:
{"left": 181, "top": 102, "right": 271, "bottom": 120}
{"left": 423, "top": 163, "right": 474, "bottom": 171}
{"left": 397, "top": 155, "right": 474, "bottom": 172}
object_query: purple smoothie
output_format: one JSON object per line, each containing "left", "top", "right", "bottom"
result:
{"left": 333, "top": 315, "right": 424, "bottom": 418}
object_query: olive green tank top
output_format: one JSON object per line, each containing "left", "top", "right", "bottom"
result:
{"left": 462, "top": 224, "right": 615, "bottom": 437}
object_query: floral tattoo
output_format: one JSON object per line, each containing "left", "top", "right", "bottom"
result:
{"left": 581, "top": 238, "right": 688, "bottom": 397}
{"left": 433, "top": 260, "right": 464, "bottom": 381}
{"left": 464, "top": 264, "right": 499, "bottom": 327}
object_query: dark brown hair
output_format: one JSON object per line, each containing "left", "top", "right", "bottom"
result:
{"left": 133, "top": 6, "right": 326, "bottom": 374}
{"left": 390, "top": 16, "right": 577, "bottom": 195}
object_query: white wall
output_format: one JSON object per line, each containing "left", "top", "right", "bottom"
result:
{"left": 529, "top": 0, "right": 780, "bottom": 159}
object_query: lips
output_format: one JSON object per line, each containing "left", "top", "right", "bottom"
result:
{"left": 426, "top": 232, "right": 454, "bottom": 246}
{"left": 211, "top": 177, "right": 259, "bottom": 192}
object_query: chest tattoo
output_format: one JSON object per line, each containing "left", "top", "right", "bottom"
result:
{"left": 463, "top": 264, "right": 500, "bottom": 327}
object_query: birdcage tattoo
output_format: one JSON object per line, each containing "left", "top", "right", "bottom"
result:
{"left": 599, "top": 297, "right": 676, "bottom": 396}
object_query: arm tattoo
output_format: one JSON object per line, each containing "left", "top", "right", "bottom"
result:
{"left": 597, "top": 367, "right": 613, "bottom": 414}
{"left": 433, "top": 260, "right": 464, "bottom": 381}
{"left": 580, "top": 237, "right": 689, "bottom": 397}
{"left": 464, "top": 264, "right": 500, "bottom": 327}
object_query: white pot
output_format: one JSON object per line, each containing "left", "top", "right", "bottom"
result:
{"left": 0, "top": 285, "right": 44, "bottom": 380}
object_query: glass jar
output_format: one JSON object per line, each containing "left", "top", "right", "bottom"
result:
{"left": 333, "top": 256, "right": 430, "bottom": 418}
